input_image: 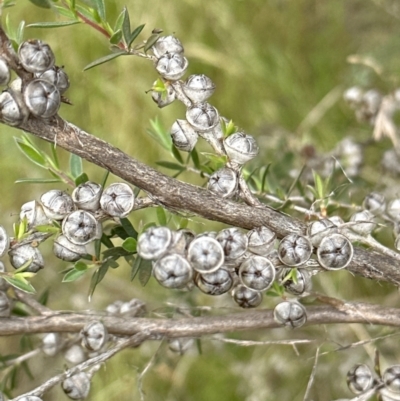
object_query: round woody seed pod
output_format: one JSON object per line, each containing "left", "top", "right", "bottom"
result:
{"left": 187, "top": 236, "right": 224, "bottom": 274}
{"left": 153, "top": 253, "right": 193, "bottom": 289}
{"left": 62, "top": 372, "right": 91, "bottom": 400}
{"left": 0, "top": 89, "right": 29, "bottom": 126}
{"left": 18, "top": 39, "right": 55, "bottom": 73}
{"left": 186, "top": 102, "right": 219, "bottom": 132}
{"left": 0, "top": 57, "right": 10, "bottom": 86}
{"left": 152, "top": 35, "right": 184, "bottom": 58}
{"left": 278, "top": 234, "right": 312, "bottom": 267}
{"left": 216, "top": 227, "right": 248, "bottom": 260}
{"left": 9, "top": 244, "right": 44, "bottom": 273}
{"left": 247, "top": 226, "right": 276, "bottom": 256}
{"left": 36, "top": 66, "right": 70, "bottom": 94}
{"left": 223, "top": 132, "right": 259, "bottom": 164}
{"left": 151, "top": 81, "right": 176, "bottom": 108}
{"left": 0, "top": 225, "right": 9, "bottom": 258}
{"left": 194, "top": 267, "right": 234, "bottom": 295}
{"left": 182, "top": 74, "right": 216, "bottom": 103}
{"left": 347, "top": 364, "right": 374, "bottom": 395}
{"left": 239, "top": 255, "right": 275, "bottom": 291}
{"left": 383, "top": 365, "right": 400, "bottom": 394}
{"left": 349, "top": 210, "right": 376, "bottom": 236}
{"left": 307, "top": 218, "right": 338, "bottom": 247}
{"left": 42, "top": 333, "right": 62, "bottom": 357}
{"left": 155, "top": 52, "right": 188, "bottom": 80}
{"left": 280, "top": 268, "right": 312, "bottom": 295}
{"left": 207, "top": 167, "right": 238, "bottom": 199}
{"left": 0, "top": 262, "right": 9, "bottom": 291}
{"left": 317, "top": 233, "right": 353, "bottom": 270}
{"left": 0, "top": 291, "right": 10, "bottom": 317}
{"left": 100, "top": 183, "right": 135, "bottom": 218}
{"left": 14, "top": 397, "right": 43, "bottom": 401}
{"left": 62, "top": 210, "right": 102, "bottom": 246}
{"left": 170, "top": 119, "right": 198, "bottom": 152}
{"left": 72, "top": 181, "right": 102, "bottom": 212}
{"left": 137, "top": 226, "right": 173, "bottom": 260}
{"left": 81, "top": 321, "right": 108, "bottom": 352}
{"left": 20, "top": 200, "right": 50, "bottom": 228}
{"left": 53, "top": 235, "right": 87, "bottom": 262}
{"left": 363, "top": 192, "right": 386, "bottom": 215}
{"left": 168, "top": 338, "right": 194, "bottom": 354}
{"left": 387, "top": 199, "right": 400, "bottom": 222}
{"left": 41, "top": 190, "right": 75, "bottom": 220}
{"left": 273, "top": 300, "right": 307, "bottom": 328}
{"left": 64, "top": 345, "right": 86, "bottom": 365}
{"left": 231, "top": 284, "right": 262, "bottom": 308}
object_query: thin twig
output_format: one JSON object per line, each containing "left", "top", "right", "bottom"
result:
{"left": 303, "top": 346, "right": 320, "bottom": 401}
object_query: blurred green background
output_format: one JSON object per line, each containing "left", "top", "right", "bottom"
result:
{"left": 1, "top": 0, "right": 400, "bottom": 400}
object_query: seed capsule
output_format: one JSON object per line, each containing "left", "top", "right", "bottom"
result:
{"left": 317, "top": 233, "right": 353, "bottom": 270}
{"left": 194, "top": 267, "right": 234, "bottom": 295}
{"left": 349, "top": 210, "right": 376, "bottom": 236}
{"left": 18, "top": 39, "right": 55, "bottom": 73}
{"left": 14, "top": 397, "right": 43, "bottom": 401}
{"left": 64, "top": 345, "right": 86, "bottom": 365}
{"left": 62, "top": 372, "right": 91, "bottom": 400}
{"left": 187, "top": 236, "right": 225, "bottom": 273}
{"left": 247, "top": 226, "right": 276, "bottom": 256}
{"left": 36, "top": 66, "right": 70, "bottom": 94}
{"left": 0, "top": 57, "right": 10, "bottom": 86}
{"left": 343, "top": 86, "right": 363, "bottom": 108}
{"left": 41, "top": 190, "right": 75, "bottom": 220}
{"left": 186, "top": 102, "right": 219, "bottom": 132}
{"left": 0, "top": 291, "right": 10, "bottom": 317}
{"left": 9, "top": 244, "right": 45, "bottom": 272}
{"left": 383, "top": 365, "right": 400, "bottom": 394}
{"left": 307, "top": 219, "right": 337, "bottom": 247}
{"left": 118, "top": 298, "right": 146, "bottom": 316}
{"left": 53, "top": 234, "right": 87, "bottom": 262}
{"left": 0, "top": 262, "right": 9, "bottom": 291}
{"left": 170, "top": 119, "right": 198, "bottom": 152}
{"left": 0, "top": 89, "right": 28, "bottom": 126}
{"left": 182, "top": 74, "right": 216, "bottom": 103}
{"left": 216, "top": 228, "right": 248, "bottom": 260}
{"left": 207, "top": 167, "right": 238, "bottom": 199}
{"left": 273, "top": 301, "right": 307, "bottom": 328}
{"left": 100, "top": 183, "right": 135, "bottom": 218}
{"left": 137, "top": 226, "right": 172, "bottom": 260}
{"left": 0, "top": 225, "right": 9, "bottom": 258}
{"left": 280, "top": 268, "right": 312, "bottom": 295}
{"left": 151, "top": 81, "right": 176, "bottom": 108}
{"left": 278, "top": 234, "right": 312, "bottom": 267}
{"left": 239, "top": 255, "right": 275, "bottom": 291}
{"left": 347, "top": 364, "right": 374, "bottom": 394}
{"left": 62, "top": 210, "right": 102, "bottom": 245}
{"left": 231, "top": 284, "right": 263, "bottom": 308}
{"left": 168, "top": 338, "right": 194, "bottom": 354}
{"left": 81, "top": 321, "right": 108, "bottom": 352}
{"left": 155, "top": 52, "right": 188, "bottom": 80}
{"left": 223, "top": 132, "right": 259, "bottom": 164}
{"left": 153, "top": 253, "right": 193, "bottom": 289}
{"left": 363, "top": 192, "right": 386, "bottom": 215}
{"left": 152, "top": 35, "right": 184, "bottom": 58}
{"left": 387, "top": 199, "right": 400, "bottom": 222}
{"left": 20, "top": 200, "right": 51, "bottom": 228}
{"left": 42, "top": 333, "right": 62, "bottom": 356}
{"left": 72, "top": 181, "right": 103, "bottom": 212}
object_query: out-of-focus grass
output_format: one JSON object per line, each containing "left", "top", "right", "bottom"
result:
{"left": 2, "top": 1, "right": 400, "bottom": 400}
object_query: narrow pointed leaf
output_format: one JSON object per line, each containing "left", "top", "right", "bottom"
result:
{"left": 171, "top": 145, "right": 184, "bottom": 164}
{"left": 15, "top": 178, "right": 62, "bottom": 184}
{"left": 156, "top": 207, "right": 167, "bottom": 226}
{"left": 114, "top": 9, "right": 125, "bottom": 31}
{"left": 83, "top": 51, "right": 127, "bottom": 71}
{"left": 109, "top": 29, "right": 122, "bottom": 45}
{"left": 62, "top": 267, "right": 88, "bottom": 282}
{"left": 14, "top": 140, "right": 47, "bottom": 168}
{"left": 28, "top": 0, "right": 51, "bottom": 8}
{"left": 91, "top": 0, "right": 106, "bottom": 20}
{"left": 3, "top": 276, "right": 36, "bottom": 294}
{"left": 27, "top": 21, "right": 80, "bottom": 28}
{"left": 138, "top": 257, "right": 153, "bottom": 286}
{"left": 128, "top": 24, "right": 145, "bottom": 47}
{"left": 156, "top": 161, "right": 185, "bottom": 171}
{"left": 120, "top": 218, "right": 138, "bottom": 238}
{"left": 144, "top": 33, "right": 160, "bottom": 52}
{"left": 122, "top": 237, "right": 136, "bottom": 253}
{"left": 122, "top": 6, "right": 130, "bottom": 45}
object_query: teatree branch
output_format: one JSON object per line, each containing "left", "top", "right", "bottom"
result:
{"left": 1, "top": 302, "right": 400, "bottom": 337}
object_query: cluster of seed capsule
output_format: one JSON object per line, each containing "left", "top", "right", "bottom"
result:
{"left": 150, "top": 35, "right": 259, "bottom": 199}
{"left": 0, "top": 39, "right": 70, "bottom": 126}
{"left": 346, "top": 363, "right": 400, "bottom": 400}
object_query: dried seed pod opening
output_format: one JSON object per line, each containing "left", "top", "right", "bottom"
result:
{"left": 0, "top": 89, "right": 28, "bottom": 126}
{"left": 195, "top": 267, "right": 234, "bottom": 295}
{"left": 363, "top": 192, "right": 386, "bottom": 215}
{"left": 20, "top": 200, "right": 50, "bottom": 228}
{"left": 137, "top": 226, "right": 173, "bottom": 260}
{"left": 216, "top": 227, "right": 248, "bottom": 260}
{"left": 37, "top": 66, "right": 70, "bottom": 94}
{"left": 170, "top": 119, "right": 198, "bottom": 152}
{"left": 317, "top": 233, "right": 353, "bottom": 270}
{"left": 23, "top": 79, "right": 61, "bottom": 118}
{"left": 239, "top": 255, "right": 275, "bottom": 291}
{"left": 278, "top": 234, "right": 312, "bottom": 267}
{"left": 280, "top": 268, "right": 312, "bottom": 295}
{"left": 151, "top": 81, "right": 176, "bottom": 108}
{"left": 207, "top": 167, "right": 238, "bottom": 199}
{"left": 72, "top": 181, "right": 103, "bottom": 212}
{"left": 307, "top": 218, "right": 338, "bottom": 247}
{"left": 231, "top": 284, "right": 263, "bottom": 308}
{"left": 118, "top": 298, "right": 146, "bottom": 316}
{"left": 155, "top": 53, "right": 188, "bottom": 80}
{"left": 186, "top": 102, "right": 219, "bottom": 132}
{"left": 0, "top": 225, "right": 9, "bottom": 258}
{"left": 153, "top": 253, "right": 193, "bottom": 289}
{"left": 188, "top": 236, "right": 225, "bottom": 273}
{"left": 42, "top": 332, "right": 62, "bottom": 356}
{"left": 9, "top": 244, "right": 45, "bottom": 272}
{"left": 247, "top": 226, "right": 276, "bottom": 256}
{"left": 100, "top": 183, "right": 135, "bottom": 218}
{"left": 383, "top": 365, "right": 400, "bottom": 394}
{"left": 152, "top": 35, "right": 184, "bottom": 58}
{"left": 81, "top": 321, "right": 108, "bottom": 352}
{"left": 349, "top": 210, "right": 376, "bottom": 236}
{"left": 62, "top": 210, "right": 102, "bottom": 245}
{"left": 273, "top": 300, "right": 307, "bottom": 328}
{"left": 223, "top": 132, "right": 259, "bottom": 164}
{"left": 182, "top": 74, "right": 216, "bottom": 103}
{"left": 0, "top": 57, "right": 10, "bottom": 86}
{"left": 18, "top": 39, "right": 55, "bottom": 73}
{"left": 347, "top": 364, "right": 374, "bottom": 394}
{"left": 53, "top": 234, "right": 87, "bottom": 262}
{"left": 41, "top": 190, "right": 75, "bottom": 220}
{"left": 62, "top": 372, "right": 91, "bottom": 400}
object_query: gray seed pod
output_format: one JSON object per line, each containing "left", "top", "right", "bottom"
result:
{"left": 280, "top": 268, "right": 312, "bottom": 295}
{"left": 81, "top": 321, "right": 108, "bottom": 352}
{"left": 0, "top": 262, "right": 9, "bottom": 291}
{"left": 207, "top": 167, "right": 238, "bottom": 199}
{"left": 216, "top": 227, "right": 248, "bottom": 260}
{"left": 42, "top": 333, "right": 62, "bottom": 357}
{"left": 247, "top": 226, "right": 276, "bottom": 256}
{"left": 20, "top": 200, "right": 51, "bottom": 228}
{"left": 169, "top": 229, "right": 195, "bottom": 254}
{"left": 18, "top": 39, "right": 55, "bottom": 73}
{"left": 363, "top": 192, "right": 386, "bottom": 215}
{"left": 328, "top": 215, "right": 344, "bottom": 227}
{"left": 23, "top": 79, "right": 61, "bottom": 118}
{"left": 231, "top": 284, "right": 262, "bottom": 308}
{"left": 182, "top": 74, "right": 216, "bottom": 103}
{"left": 64, "top": 345, "right": 86, "bottom": 365}
{"left": 317, "top": 233, "right": 353, "bottom": 270}
{"left": 72, "top": 181, "right": 103, "bottom": 212}
{"left": 239, "top": 255, "right": 275, "bottom": 291}
{"left": 223, "top": 132, "right": 259, "bottom": 164}
{"left": 211, "top": 116, "right": 229, "bottom": 140}
{"left": 194, "top": 267, "right": 234, "bottom": 295}
{"left": 137, "top": 226, "right": 173, "bottom": 260}
{"left": 278, "top": 234, "right": 312, "bottom": 267}
{"left": 0, "top": 291, "right": 10, "bottom": 317}
{"left": 153, "top": 253, "right": 193, "bottom": 289}
{"left": 380, "top": 388, "right": 400, "bottom": 401}
{"left": 349, "top": 210, "right": 376, "bottom": 236}
{"left": 170, "top": 119, "right": 198, "bottom": 152}
{"left": 36, "top": 66, "right": 70, "bottom": 94}
{"left": 41, "top": 190, "right": 75, "bottom": 220}
{"left": 307, "top": 219, "right": 338, "bottom": 247}
{"left": 186, "top": 102, "right": 219, "bottom": 132}
{"left": 0, "top": 225, "right": 9, "bottom": 258}
{"left": 347, "top": 364, "right": 374, "bottom": 395}
{"left": 0, "top": 57, "right": 10, "bottom": 86}
{"left": 187, "top": 236, "right": 225, "bottom": 273}
{"left": 0, "top": 89, "right": 28, "bottom": 126}
{"left": 343, "top": 86, "right": 363, "bottom": 108}
{"left": 62, "top": 372, "right": 91, "bottom": 400}
{"left": 151, "top": 81, "right": 176, "bottom": 108}
{"left": 53, "top": 234, "right": 87, "bottom": 262}
{"left": 9, "top": 244, "right": 44, "bottom": 272}
{"left": 395, "top": 235, "right": 400, "bottom": 251}
{"left": 105, "top": 300, "right": 124, "bottom": 315}
{"left": 384, "top": 365, "right": 400, "bottom": 394}
{"left": 100, "top": 183, "right": 135, "bottom": 218}
{"left": 155, "top": 52, "right": 188, "bottom": 80}
{"left": 387, "top": 199, "right": 400, "bottom": 222}
{"left": 15, "top": 397, "right": 43, "bottom": 401}
{"left": 168, "top": 338, "right": 194, "bottom": 354}
{"left": 62, "top": 210, "right": 102, "bottom": 246}
{"left": 273, "top": 300, "right": 307, "bottom": 328}
{"left": 119, "top": 298, "right": 146, "bottom": 316}
{"left": 152, "top": 35, "right": 184, "bottom": 58}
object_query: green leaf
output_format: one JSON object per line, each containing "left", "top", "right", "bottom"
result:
{"left": 90, "top": 0, "right": 106, "bottom": 21}
{"left": 114, "top": 9, "right": 125, "bottom": 31}
{"left": 74, "top": 173, "right": 89, "bottom": 186}
{"left": 74, "top": 261, "right": 88, "bottom": 271}
{"left": 120, "top": 218, "right": 138, "bottom": 238}
{"left": 15, "top": 178, "right": 61, "bottom": 184}
{"left": 147, "top": 118, "right": 172, "bottom": 150}
{"left": 3, "top": 276, "right": 36, "bottom": 294}
{"left": 156, "top": 161, "right": 185, "bottom": 171}
{"left": 144, "top": 33, "right": 160, "bottom": 53}
{"left": 28, "top": 0, "right": 51, "bottom": 8}
{"left": 128, "top": 24, "right": 145, "bottom": 47}
{"left": 34, "top": 224, "right": 59, "bottom": 234}
{"left": 69, "top": 153, "right": 83, "bottom": 179}
{"left": 191, "top": 148, "right": 200, "bottom": 169}
{"left": 62, "top": 267, "right": 88, "bottom": 282}
{"left": 109, "top": 29, "right": 122, "bottom": 45}
{"left": 14, "top": 139, "right": 47, "bottom": 168}
{"left": 38, "top": 288, "right": 50, "bottom": 306}
{"left": 88, "top": 261, "right": 110, "bottom": 300}
{"left": 122, "top": 237, "right": 137, "bottom": 253}
{"left": 83, "top": 51, "right": 127, "bottom": 71}
{"left": 53, "top": 4, "right": 78, "bottom": 19}
{"left": 16, "top": 21, "right": 25, "bottom": 44}
{"left": 27, "top": 21, "right": 80, "bottom": 28}
{"left": 156, "top": 207, "right": 167, "bottom": 226}
{"left": 100, "top": 233, "right": 114, "bottom": 249}
{"left": 102, "top": 246, "right": 132, "bottom": 258}
{"left": 261, "top": 164, "right": 271, "bottom": 194}
{"left": 137, "top": 257, "right": 153, "bottom": 286}
{"left": 122, "top": 6, "right": 131, "bottom": 46}
{"left": 49, "top": 143, "right": 60, "bottom": 169}
{"left": 313, "top": 170, "right": 325, "bottom": 199}
{"left": 171, "top": 145, "right": 184, "bottom": 164}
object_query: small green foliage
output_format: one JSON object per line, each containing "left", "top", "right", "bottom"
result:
{"left": 138, "top": 257, "right": 153, "bottom": 286}
{"left": 13, "top": 218, "right": 28, "bottom": 240}
{"left": 147, "top": 118, "right": 172, "bottom": 151}
{"left": 266, "top": 281, "right": 285, "bottom": 297}
{"left": 156, "top": 207, "right": 168, "bottom": 226}
{"left": 83, "top": 50, "right": 128, "bottom": 71}
{"left": 221, "top": 119, "right": 237, "bottom": 137}
{"left": 28, "top": 0, "right": 52, "bottom": 8}
{"left": 3, "top": 275, "right": 36, "bottom": 294}
{"left": 122, "top": 237, "right": 137, "bottom": 253}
